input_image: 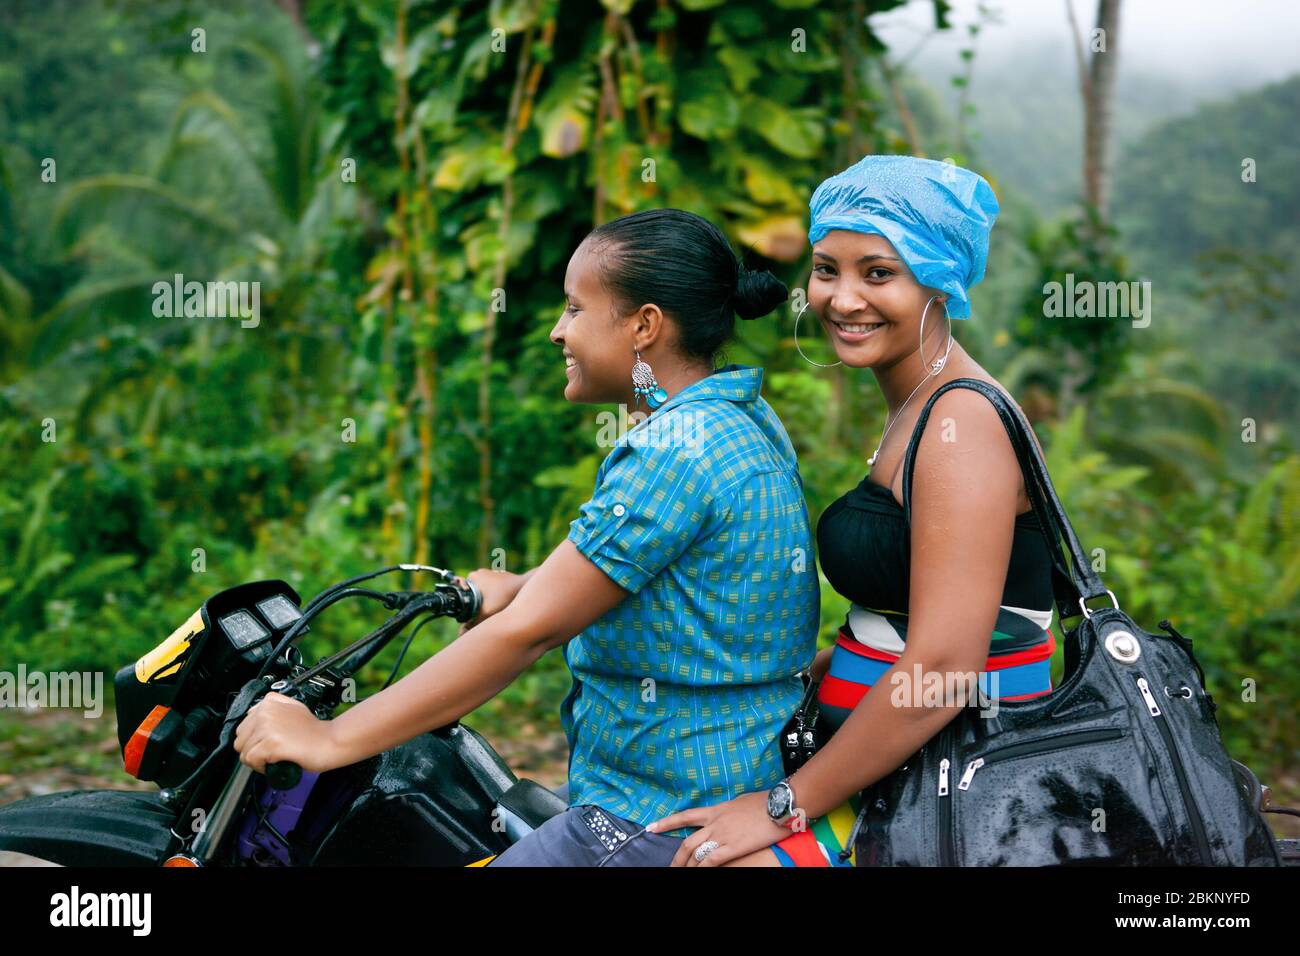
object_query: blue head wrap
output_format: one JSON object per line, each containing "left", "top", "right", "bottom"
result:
{"left": 807, "top": 155, "right": 1000, "bottom": 318}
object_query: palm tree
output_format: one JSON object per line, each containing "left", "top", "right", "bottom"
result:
{"left": 9, "top": 23, "right": 345, "bottom": 437}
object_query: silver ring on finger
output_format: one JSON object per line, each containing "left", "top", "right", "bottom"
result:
{"left": 693, "top": 840, "right": 720, "bottom": 863}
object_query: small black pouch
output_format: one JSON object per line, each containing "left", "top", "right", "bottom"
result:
{"left": 779, "top": 670, "right": 824, "bottom": 777}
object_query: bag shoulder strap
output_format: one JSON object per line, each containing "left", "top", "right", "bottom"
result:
{"left": 899, "top": 377, "right": 1111, "bottom": 619}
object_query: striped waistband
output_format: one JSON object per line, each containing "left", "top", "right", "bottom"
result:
{"left": 845, "top": 601, "right": 1055, "bottom": 659}
{"left": 834, "top": 625, "right": 1057, "bottom": 669}
{"left": 820, "top": 628, "right": 1057, "bottom": 709}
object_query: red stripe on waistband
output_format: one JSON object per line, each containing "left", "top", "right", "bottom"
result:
{"left": 984, "top": 628, "right": 1057, "bottom": 669}
{"left": 818, "top": 673, "right": 873, "bottom": 708}
{"left": 999, "top": 688, "right": 1054, "bottom": 701}
{"left": 835, "top": 629, "right": 901, "bottom": 662}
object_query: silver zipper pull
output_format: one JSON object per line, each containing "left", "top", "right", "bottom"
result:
{"left": 938, "top": 758, "right": 950, "bottom": 796}
{"left": 957, "top": 758, "right": 984, "bottom": 791}
{"left": 1136, "top": 676, "right": 1162, "bottom": 717}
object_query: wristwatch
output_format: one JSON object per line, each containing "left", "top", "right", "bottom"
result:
{"left": 766, "top": 778, "right": 797, "bottom": 829}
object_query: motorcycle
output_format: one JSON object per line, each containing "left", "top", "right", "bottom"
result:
{"left": 0, "top": 564, "right": 1297, "bottom": 867}
{"left": 0, "top": 565, "right": 568, "bottom": 866}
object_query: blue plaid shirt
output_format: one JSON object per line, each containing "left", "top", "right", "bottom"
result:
{"left": 561, "top": 364, "right": 820, "bottom": 832}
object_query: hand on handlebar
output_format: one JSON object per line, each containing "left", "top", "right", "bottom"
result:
{"left": 456, "top": 568, "right": 530, "bottom": 635}
{"left": 233, "top": 691, "right": 344, "bottom": 777}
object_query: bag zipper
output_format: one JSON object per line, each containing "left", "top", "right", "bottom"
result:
{"left": 1134, "top": 673, "right": 1211, "bottom": 863}
{"left": 936, "top": 727, "right": 954, "bottom": 866}
{"left": 954, "top": 728, "right": 1128, "bottom": 791}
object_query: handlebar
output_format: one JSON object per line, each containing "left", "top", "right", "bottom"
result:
{"left": 266, "top": 760, "right": 303, "bottom": 791}
{"left": 263, "top": 576, "right": 483, "bottom": 791}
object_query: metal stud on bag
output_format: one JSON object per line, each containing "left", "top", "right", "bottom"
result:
{"left": 1104, "top": 628, "right": 1142, "bottom": 664}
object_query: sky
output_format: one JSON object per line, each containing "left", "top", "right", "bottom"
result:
{"left": 871, "top": 0, "right": 1300, "bottom": 95}
{"left": 860, "top": 0, "right": 1300, "bottom": 213}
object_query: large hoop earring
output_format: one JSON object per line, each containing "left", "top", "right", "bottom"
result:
{"left": 793, "top": 302, "right": 842, "bottom": 368}
{"left": 918, "top": 295, "right": 954, "bottom": 375}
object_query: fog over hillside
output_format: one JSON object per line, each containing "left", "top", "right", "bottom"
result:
{"left": 868, "top": 0, "right": 1300, "bottom": 211}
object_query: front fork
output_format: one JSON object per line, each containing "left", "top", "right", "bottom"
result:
{"left": 190, "top": 764, "right": 257, "bottom": 863}
{"left": 161, "top": 759, "right": 255, "bottom": 866}
{"left": 165, "top": 674, "right": 331, "bottom": 866}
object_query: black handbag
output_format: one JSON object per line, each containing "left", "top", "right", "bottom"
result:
{"left": 846, "top": 377, "right": 1282, "bottom": 866}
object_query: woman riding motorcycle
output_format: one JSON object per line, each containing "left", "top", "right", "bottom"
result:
{"left": 234, "top": 208, "right": 821, "bottom": 866}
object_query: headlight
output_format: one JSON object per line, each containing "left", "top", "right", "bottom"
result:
{"left": 256, "top": 593, "right": 303, "bottom": 630}
{"left": 218, "top": 609, "right": 269, "bottom": 649}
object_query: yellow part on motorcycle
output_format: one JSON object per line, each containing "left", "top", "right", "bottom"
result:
{"left": 135, "top": 607, "right": 204, "bottom": 683}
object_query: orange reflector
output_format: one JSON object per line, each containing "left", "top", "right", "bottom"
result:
{"left": 124, "top": 704, "right": 171, "bottom": 777}
{"left": 163, "top": 855, "right": 200, "bottom": 867}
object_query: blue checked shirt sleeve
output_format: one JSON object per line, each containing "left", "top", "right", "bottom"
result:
{"left": 567, "top": 439, "right": 715, "bottom": 595}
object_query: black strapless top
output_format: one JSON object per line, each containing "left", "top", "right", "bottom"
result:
{"left": 816, "top": 473, "right": 1054, "bottom": 614}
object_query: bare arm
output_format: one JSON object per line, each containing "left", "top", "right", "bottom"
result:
{"left": 785, "top": 389, "right": 1023, "bottom": 819}
{"left": 456, "top": 566, "right": 541, "bottom": 634}
{"left": 326, "top": 540, "right": 626, "bottom": 768}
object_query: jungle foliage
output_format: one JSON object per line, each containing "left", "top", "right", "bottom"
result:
{"left": 0, "top": 0, "right": 1294, "bottom": 776}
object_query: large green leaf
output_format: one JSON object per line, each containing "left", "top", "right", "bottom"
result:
{"left": 533, "top": 66, "right": 598, "bottom": 160}
{"left": 743, "top": 97, "right": 824, "bottom": 158}
{"left": 677, "top": 71, "right": 740, "bottom": 140}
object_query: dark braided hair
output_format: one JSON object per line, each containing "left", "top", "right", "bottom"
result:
{"left": 584, "top": 208, "right": 788, "bottom": 364}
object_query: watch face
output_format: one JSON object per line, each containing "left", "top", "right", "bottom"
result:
{"left": 768, "top": 782, "right": 792, "bottom": 820}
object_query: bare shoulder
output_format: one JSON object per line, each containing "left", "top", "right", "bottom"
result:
{"left": 910, "top": 382, "right": 1024, "bottom": 509}
{"left": 929, "top": 375, "right": 1045, "bottom": 461}
{"left": 946, "top": 374, "right": 1045, "bottom": 447}
{"left": 921, "top": 384, "right": 1015, "bottom": 453}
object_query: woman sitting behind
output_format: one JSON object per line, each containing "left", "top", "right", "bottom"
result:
{"left": 649, "top": 156, "right": 1058, "bottom": 867}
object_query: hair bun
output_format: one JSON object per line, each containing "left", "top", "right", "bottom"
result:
{"left": 733, "top": 266, "right": 789, "bottom": 321}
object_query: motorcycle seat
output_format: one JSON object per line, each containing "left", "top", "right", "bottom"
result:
{"left": 494, "top": 778, "right": 568, "bottom": 844}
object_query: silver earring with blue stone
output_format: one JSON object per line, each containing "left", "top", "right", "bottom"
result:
{"left": 632, "top": 350, "right": 667, "bottom": 410}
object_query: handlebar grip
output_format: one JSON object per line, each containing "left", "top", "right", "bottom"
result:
{"left": 266, "top": 760, "right": 303, "bottom": 790}
{"left": 460, "top": 580, "right": 483, "bottom": 623}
